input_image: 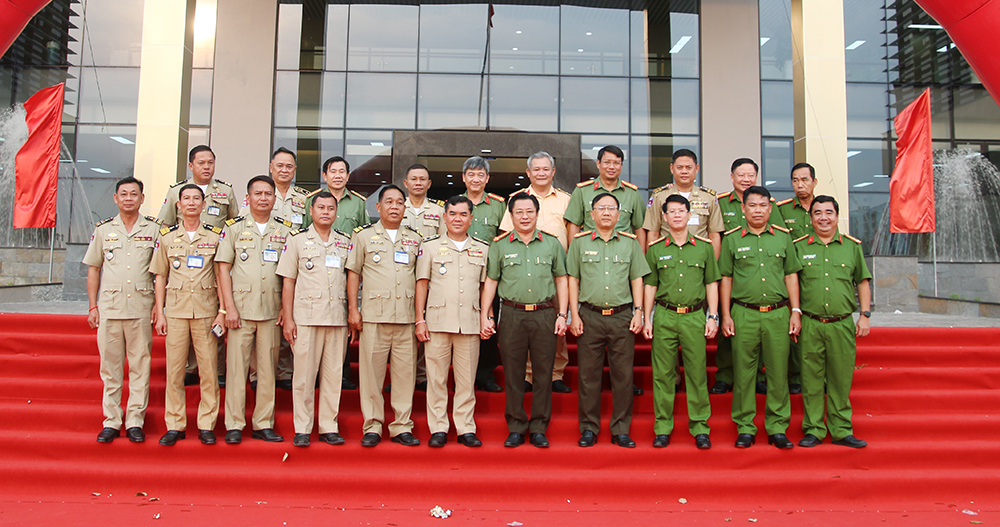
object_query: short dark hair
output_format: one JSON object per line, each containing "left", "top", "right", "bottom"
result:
{"left": 247, "top": 175, "right": 276, "bottom": 193}
{"left": 743, "top": 185, "right": 771, "bottom": 202}
{"left": 791, "top": 162, "right": 816, "bottom": 180}
{"left": 663, "top": 194, "right": 690, "bottom": 212}
{"left": 406, "top": 163, "right": 429, "bottom": 177}
{"left": 178, "top": 183, "right": 204, "bottom": 199}
{"left": 731, "top": 157, "right": 758, "bottom": 174}
{"left": 672, "top": 149, "right": 698, "bottom": 164}
{"left": 378, "top": 184, "right": 405, "bottom": 202}
{"left": 322, "top": 156, "right": 350, "bottom": 173}
{"left": 597, "top": 145, "right": 625, "bottom": 163}
{"left": 810, "top": 195, "right": 839, "bottom": 214}
{"left": 115, "top": 176, "right": 143, "bottom": 193}
{"left": 508, "top": 192, "right": 539, "bottom": 213}
{"left": 445, "top": 195, "right": 474, "bottom": 214}
{"left": 311, "top": 190, "right": 336, "bottom": 207}
{"left": 272, "top": 147, "right": 296, "bottom": 162}
{"left": 188, "top": 145, "right": 215, "bottom": 163}
{"left": 591, "top": 192, "right": 619, "bottom": 209}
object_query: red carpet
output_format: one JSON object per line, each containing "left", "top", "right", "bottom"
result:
{"left": 1, "top": 312, "right": 999, "bottom": 525}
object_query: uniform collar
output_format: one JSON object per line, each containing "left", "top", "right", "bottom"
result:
{"left": 508, "top": 229, "right": 544, "bottom": 244}
{"left": 463, "top": 191, "right": 491, "bottom": 205}
{"left": 526, "top": 185, "right": 557, "bottom": 198}
{"left": 808, "top": 230, "right": 842, "bottom": 245}
{"left": 404, "top": 197, "right": 427, "bottom": 210}
{"left": 590, "top": 229, "right": 620, "bottom": 241}
{"left": 740, "top": 224, "right": 775, "bottom": 237}
{"left": 594, "top": 177, "right": 624, "bottom": 192}
{"left": 793, "top": 196, "right": 811, "bottom": 210}
{"left": 664, "top": 233, "right": 696, "bottom": 247}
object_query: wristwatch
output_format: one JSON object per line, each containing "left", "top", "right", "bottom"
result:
{"left": 861, "top": 310, "right": 871, "bottom": 318}
{"left": 706, "top": 313, "right": 720, "bottom": 322}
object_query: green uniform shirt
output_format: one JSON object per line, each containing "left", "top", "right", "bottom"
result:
{"left": 486, "top": 229, "right": 566, "bottom": 304}
{"left": 717, "top": 191, "right": 785, "bottom": 233}
{"left": 303, "top": 188, "right": 370, "bottom": 232}
{"left": 565, "top": 178, "right": 645, "bottom": 233}
{"left": 643, "top": 232, "right": 721, "bottom": 305}
{"left": 719, "top": 225, "right": 802, "bottom": 305}
{"left": 794, "top": 230, "right": 872, "bottom": 317}
{"left": 464, "top": 191, "right": 506, "bottom": 242}
{"left": 566, "top": 230, "right": 650, "bottom": 307}
{"left": 777, "top": 197, "right": 813, "bottom": 240}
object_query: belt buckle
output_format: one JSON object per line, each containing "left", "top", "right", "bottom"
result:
{"left": 677, "top": 306, "right": 690, "bottom": 314}
{"left": 601, "top": 308, "right": 614, "bottom": 316}
{"left": 524, "top": 304, "right": 536, "bottom": 312}
{"left": 759, "top": 305, "right": 772, "bottom": 312}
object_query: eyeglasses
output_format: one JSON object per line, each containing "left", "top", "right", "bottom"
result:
{"left": 600, "top": 160, "right": 622, "bottom": 167}
{"left": 593, "top": 205, "right": 619, "bottom": 212}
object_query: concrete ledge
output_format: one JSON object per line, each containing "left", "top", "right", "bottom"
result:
{"left": 918, "top": 296, "right": 1000, "bottom": 319}
{"left": 0, "top": 283, "right": 64, "bottom": 303}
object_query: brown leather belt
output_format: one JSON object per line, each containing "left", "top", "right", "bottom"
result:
{"left": 581, "top": 302, "right": 631, "bottom": 316}
{"left": 732, "top": 299, "right": 789, "bottom": 312}
{"left": 655, "top": 299, "right": 706, "bottom": 314}
{"left": 803, "top": 312, "right": 851, "bottom": 323}
{"left": 501, "top": 298, "right": 554, "bottom": 311}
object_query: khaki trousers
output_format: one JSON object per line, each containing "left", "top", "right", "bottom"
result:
{"left": 225, "top": 319, "right": 280, "bottom": 431}
{"left": 98, "top": 317, "right": 152, "bottom": 429}
{"left": 425, "top": 332, "right": 479, "bottom": 434}
{"left": 292, "top": 325, "right": 347, "bottom": 434}
{"left": 164, "top": 317, "right": 219, "bottom": 431}
{"left": 358, "top": 322, "right": 416, "bottom": 436}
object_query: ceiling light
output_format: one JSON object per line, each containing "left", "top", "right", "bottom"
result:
{"left": 512, "top": 47, "right": 518, "bottom": 51}
{"left": 77, "top": 159, "right": 88, "bottom": 163}
{"left": 669, "top": 36, "right": 692, "bottom": 54}
{"left": 760, "top": 37, "right": 770, "bottom": 47}
{"left": 909, "top": 24, "right": 943, "bottom": 30}
{"left": 371, "top": 141, "right": 384, "bottom": 147}
{"left": 577, "top": 48, "right": 584, "bottom": 52}
{"left": 873, "top": 174, "right": 889, "bottom": 178}
{"left": 853, "top": 182, "right": 874, "bottom": 188}
{"left": 592, "top": 146, "right": 601, "bottom": 150}
{"left": 517, "top": 175, "right": 524, "bottom": 179}
{"left": 586, "top": 32, "right": 592, "bottom": 36}
{"left": 381, "top": 180, "right": 387, "bottom": 183}
{"left": 91, "top": 167, "right": 111, "bottom": 174}
{"left": 447, "top": 181, "right": 454, "bottom": 185}
{"left": 446, "top": 174, "right": 453, "bottom": 178}
{"left": 375, "top": 172, "right": 380, "bottom": 176}
{"left": 845, "top": 40, "right": 865, "bottom": 50}
{"left": 937, "top": 43, "right": 956, "bottom": 53}
{"left": 847, "top": 150, "right": 861, "bottom": 158}
{"left": 110, "top": 136, "right": 134, "bottom": 145}
{"left": 764, "top": 180, "right": 776, "bottom": 186}
{"left": 515, "top": 30, "right": 522, "bottom": 34}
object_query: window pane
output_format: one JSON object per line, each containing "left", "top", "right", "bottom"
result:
{"left": 348, "top": 5, "right": 418, "bottom": 72}
{"left": 562, "top": 77, "right": 629, "bottom": 134}
{"left": 192, "top": 0, "right": 217, "bottom": 69}
{"left": 80, "top": 0, "right": 144, "bottom": 67}
{"left": 74, "top": 125, "right": 136, "bottom": 180}
{"left": 761, "top": 80, "right": 793, "bottom": 137}
{"left": 848, "top": 191, "right": 887, "bottom": 253}
{"left": 275, "top": 72, "right": 346, "bottom": 128}
{"left": 759, "top": 0, "right": 793, "bottom": 81}
{"left": 561, "top": 5, "right": 628, "bottom": 76}
{"left": 630, "top": 135, "right": 701, "bottom": 191}
{"left": 275, "top": 4, "right": 303, "bottom": 70}
{"left": 843, "top": 0, "right": 885, "bottom": 82}
{"left": 848, "top": 139, "right": 891, "bottom": 193}
{"left": 488, "top": 5, "right": 559, "bottom": 75}
{"left": 847, "top": 83, "right": 889, "bottom": 138}
{"left": 580, "top": 135, "right": 629, "bottom": 183}
{"left": 78, "top": 68, "right": 140, "bottom": 124}
{"left": 631, "top": 6, "right": 700, "bottom": 78}
{"left": 273, "top": 128, "right": 344, "bottom": 187}
{"left": 419, "top": 4, "right": 489, "bottom": 73}
{"left": 417, "top": 74, "right": 486, "bottom": 130}
{"left": 189, "top": 69, "right": 213, "bottom": 127}
{"left": 345, "top": 130, "right": 393, "bottom": 193}
{"left": 954, "top": 86, "right": 1000, "bottom": 141}
{"left": 345, "top": 73, "right": 416, "bottom": 129}
{"left": 632, "top": 78, "right": 700, "bottom": 135}
{"left": 761, "top": 138, "right": 793, "bottom": 194}
{"left": 324, "top": 5, "right": 349, "bottom": 71}
{"left": 488, "top": 75, "right": 557, "bottom": 132}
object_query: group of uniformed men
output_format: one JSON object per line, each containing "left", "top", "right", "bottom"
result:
{"left": 85, "top": 143, "right": 871, "bottom": 450}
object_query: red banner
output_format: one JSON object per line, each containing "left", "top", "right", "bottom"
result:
{"left": 14, "top": 82, "right": 64, "bottom": 229}
{"left": 916, "top": 0, "right": 1000, "bottom": 109}
{"left": 889, "top": 88, "right": 936, "bottom": 234}
{"left": 0, "top": 0, "right": 53, "bottom": 57}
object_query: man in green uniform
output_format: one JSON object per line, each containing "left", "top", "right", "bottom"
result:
{"left": 719, "top": 185, "right": 801, "bottom": 449}
{"left": 481, "top": 193, "right": 568, "bottom": 448}
{"left": 566, "top": 145, "right": 646, "bottom": 247}
{"left": 642, "top": 149, "right": 725, "bottom": 258}
{"left": 794, "top": 195, "right": 871, "bottom": 449}
{"left": 642, "top": 194, "right": 719, "bottom": 449}
{"left": 567, "top": 193, "right": 649, "bottom": 448}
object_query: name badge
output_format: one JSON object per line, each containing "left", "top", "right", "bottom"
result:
{"left": 688, "top": 215, "right": 700, "bottom": 225}
{"left": 263, "top": 249, "right": 279, "bottom": 262}
{"left": 326, "top": 255, "right": 342, "bottom": 268}
{"left": 207, "top": 206, "right": 221, "bottom": 216}
{"left": 187, "top": 255, "right": 205, "bottom": 268}
{"left": 394, "top": 250, "right": 410, "bottom": 265}
{"left": 291, "top": 213, "right": 304, "bottom": 225}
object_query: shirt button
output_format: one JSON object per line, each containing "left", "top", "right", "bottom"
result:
{"left": 762, "top": 278, "right": 766, "bottom": 281}
{"left": 605, "top": 286, "right": 609, "bottom": 290}
{"left": 679, "top": 260, "right": 683, "bottom": 263}
{"left": 605, "top": 271, "right": 609, "bottom": 275}
{"left": 528, "top": 289, "right": 532, "bottom": 293}
{"left": 527, "top": 273, "right": 531, "bottom": 277}
{"left": 761, "top": 263, "right": 764, "bottom": 266}
{"left": 126, "top": 294, "right": 131, "bottom": 298}
{"left": 397, "top": 296, "right": 401, "bottom": 299}
{"left": 825, "top": 273, "right": 829, "bottom": 276}
{"left": 763, "top": 293, "right": 767, "bottom": 296}
{"left": 459, "top": 303, "right": 463, "bottom": 307}
{"left": 127, "top": 280, "right": 131, "bottom": 284}
{"left": 825, "top": 287, "right": 829, "bottom": 291}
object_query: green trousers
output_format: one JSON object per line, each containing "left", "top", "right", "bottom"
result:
{"left": 651, "top": 308, "right": 710, "bottom": 436}
{"left": 716, "top": 335, "right": 765, "bottom": 385}
{"left": 788, "top": 339, "right": 801, "bottom": 385}
{"left": 731, "top": 304, "right": 790, "bottom": 435}
{"left": 800, "top": 316, "right": 857, "bottom": 440}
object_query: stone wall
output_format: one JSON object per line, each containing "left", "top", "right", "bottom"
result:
{"left": 0, "top": 248, "right": 64, "bottom": 286}
{"left": 61, "top": 243, "right": 90, "bottom": 301}
{"left": 867, "top": 256, "right": 919, "bottom": 312}
{"left": 917, "top": 262, "right": 1000, "bottom": 304}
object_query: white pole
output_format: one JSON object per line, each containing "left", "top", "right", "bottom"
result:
{"left": 47, "top": 227, "right": 55, "bottom": 282}
{"left": 932, "top": 232, "right": 938, "bottom": 297}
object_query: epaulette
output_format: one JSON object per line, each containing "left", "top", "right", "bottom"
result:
{"left": 776, "top": 198, "right": 793, "bottom": 206}
{"left": 471, "top": 236, "right": 489, "bottom": 245}
{"left": 724, "top": 226, "right": 741, "bottom": 236}
{"left": 577, "top": 179, "right": 595, "bottom": 188}
{"left": 771, "top": 224, "right": 790, "bottom": 233}
{"left": 290, "top": 228, "right": 307, "bottom": 236}
{"left": 169, "top": 180, "right": 185, "bottom": 188}
{"left": 493, "top": 231, "right": 510, "bottom": 242}
{"left": 770, "top": 197, "right": 777, "bottom": 202}
{"left": 214, "top": 179, "right": 231, "bottom": 187}
{"left": 404, "top": 225, "right": 421, "bottom": 234}
{"left": 717, "top": 191, "right": 732, "bottom": 199}
{"left": 96, "top": 216, "right": 114, "bottom": 226}
{"left": 844, "top": 234, "right": 862, "bottom": 244}
{"left": 651, "top": 184, "right": 672, "bottom": 194}
{"left": 203, "top": 223, "right": 223, "bottom": 234}
{"left": 793, "top": 234, "right": 810, "bottom": 244}
{"left": 144, "top": 215, "right": 162, "bottom": 225}
{"left": 433, "top": 199, "right": 445, "bottom": 207}
{"left": 693, "top": 234, "right": 712, "bottom": 244}
{"left": 225, "top": 216, "right": 244, "bottom": 226}
{"left": 555, "top": 187, "right": 571, "bottom": 196}
{"left": 423, "top": 234, "right": 441, "bottom": 242}
{"left": 699, "top": 186, "right": 716, "bottom": 196}
{"left": 160, "top": 224, "right": 179, "bottom": 236}
{"left": 621, "top": 180, "right": 638, "bottom": 190}
{"left": 649, "top": 236, "right": 666, "bottom": 247}
{"left": 618, "top": 230, "right": 637, "bottom": 239}
{"left": 508, "top": 188, "right": 528, "bottom": 197}
{"left": 350, "top": 189, "right": 367, "bottom": 200}
{"left": 273, "top": 216, "right": 293, "bottom": 228}
{"left": 334, "top": 228, "right": 348, "bottom": 237}
{"left": 354, "top": 223, "right": 372, "bottom": 233}
{"left": 574, "top": 230, "right": 592, "bottom": 238}
{"left": 306, "top": 188, "right": 322, "bottom": 198}
{"left": 293, "top": 185, "right": 310, "bottom": 195}
{"left": 488, "top": 192, "right": 505, "bottom": 202}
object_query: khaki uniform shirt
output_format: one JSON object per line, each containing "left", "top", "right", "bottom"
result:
{"left": 239, "top": 185, "right": 310, "bottom": 230}
{"left": 794, "top": 231, "right": 872, "bottom": 317}
{"left": 486, "top": 230, "right": 567, "bottom": 304}
{"left": 565, "top": 178, "right": 645, "bottom": 233}
{"left": 777, "top": 197, "right": 814, "bottom": 241}
{"left": 82, "top": 215, "right": 160, "bottom": 319}
{"left": 157, "top": 178, "right": 239, "bottom": 228}
{"left": 500, "top": 186, "right": 572, "bottom": 250}
{"left": 717, "top": 191, "right": 785, "bottom": 233}
{"left": 346, "top": 222, "right": 422, "bottom": 324}
{"left": 643, "top": 233, "right": 721, "bottom": 305}
{"left": 566, "top": 230, "right": 650, "bottom": 307}
{"left": 304, "top": 188, "right": 370, "bottom": 232}
{"left": 416, "top": 235, "right": 489, "bottom": 335}
{"left": 149, "top": 223, "right": 223, "bottom": 319}
{"left": 719, "top": 225, "right": 802, "bottom": 305}
{"left": 464, "top": 191, "right": 506, "bottom": 242}
{"left": 275, "top": 224, "right": 352, "bottom": 327}
{"left": 402, "top": 197, "right": 446, "bottom": 239}
{"left": 216, "top": 216, "right": 293, "bottom": 321}
{"left": 643, "top": 185, "right": 725, "bottom": 239}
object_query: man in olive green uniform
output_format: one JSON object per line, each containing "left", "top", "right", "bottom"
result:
{"left": 794, "top": 195, "right": 871, "bottom": 449}
{"left": 217, "top": 176, "right": 290, "bottom": 444}
{"left": 347, "top": 185, "right": 423, "bottom": 447}
{"left": 85, "top": 177, "right": 160, "bottom": 443}
{"left": 415, "top": 195, "right": 488, "bottom": 448}
{"left": 565, "top": 145, "right": 646, "bottom": 247}
{"left": 567, "top": 193, "right": 649, "bottom": 449}
{"left": 305, "top": 156, "right": 370, "bottom": 232}
{"left": 719, "top": 186, "right": 801, "bottom": 449}
{"left": 151, "top": 184, "right": 227, "bottom": 446}
{"left": 642, "top": 194, "right": 720, "bottom": 450}
{"left": 642, "top": 149, "right": 725, "bottom": 257}
{"left": 277, "top": 191, "right": 353, "bottom": 447}
{"left": 481, "top": 193, "right": 568, "bottom": 449}
{"left": 158, "top": 145, "right": 239, "bottom": 228}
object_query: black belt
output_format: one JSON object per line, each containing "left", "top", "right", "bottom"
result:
{"left": 501, "top": 298, "right": 554, "bottom": 311}
{"left": 803, "top": 312, "right": 851, "bottom": 323}
{"left": 732, "top": 299, "right": 789, "bottom": 312}
{"left": 581, "top": 302, "right": 631, "bottom": 316}
{"left": 655, "top": 299, "right": 706, "bottom": 314}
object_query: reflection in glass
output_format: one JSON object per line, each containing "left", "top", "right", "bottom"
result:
{"left": 488, "top": 4, "right": 559, "bottom": 75}
{"left": 192, "top": 0, "right": 217, "bottom": 69}
{"left": 847, "top": 83, "right": 889, "bottom": 138}
{"left": 80, "top": 0, "right": 144, "bottom": 67}
{"left": 632, "top": 78, "right": 700, "bottom": 135}
{"left": 273, "top": 128, "right": 344, "bottom": 187}
{"left": 561, "top": 78, "right": 628, "bottom": 134}
{"left": 346, "top": 73, "right": 415, "bottom": 129}
{"left": 348, "top": 5, "right": 418, "bottom": 72}
{"left": 761, "top": 138, "right": 793, "bottom": 193}
{"left": 953, "top": 86, "right": 1000, "bottom": 140}
{"left": 489, "top": 76, "right": 557, "bottom": 132}
{"left": 345, "top": 130, "right": 393, "bottom": 193}
{"left": 561, "top": 5, "right": 628, "bottom": 76}
{"left": 630, "top": 6, "right": 699, "bottom": 78}
{"left": 759, "top": 0, "right": 793, "bottom": 81}
{"left": 891, "top": 3, "right": 951, "bottom": 85}
{"left": 847, "top": 139, "right": 892, "bottom": 193}
{"left": 418, "top": 74, "right": 486, "bottom": 130}
{"left": 273, "top": 71, "right": 300, "bottom": 128}
{"left": 580, "top": 135, "right": 630, "bottom": 183}
{"left": 77, "top": 68, "right": 140, "bottom": 124}
{"left": 631, "top": 135, "right": 701, "bottom": 190}
{"left": 74, "top": 125, "right": 137, "bottom": 180}
{"left": 419, "top": 4, "right": 489, "bottom": 74}
{"left": 275, "top": 4, "right": 303, "bottom": 70}
{"left": 761, "top": 81, "right": 793, "bottom": 137}
{"left": 188, "top": 127, "right": 211, "bottom": 156}
{"left": 324, "top": 5, "right": 349, "bottom": 71}
{"left": 848, "top": 191, "right": 888, "bottom": 253}
{"left": 843, "top": 0, "right": 886, "bottom": 82}
{"left": 273, "top": 72, "right": 346, "bottom": 129}
{"left": 189, "top": 69, "right": 213, "bottom": 127}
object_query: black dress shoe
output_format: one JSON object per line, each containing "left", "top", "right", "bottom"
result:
{"left": 159, "top": 430, "right": 186, "bottom": 446}
{"left": 97, "top": 427, "right": 119, "bottom": 443}
{"left": 293, "top": 433, "right": 310, "bottom": 447}
{"left": 709, "top": 381, "right": 731, "bottom": 394}
{"left": 184, "top": 372, "right": 199, "bottom": 386}
{"left": 799, "top": 434, "right": 822, "bottom": 447}
{"left": 415, "top": 380, "right": 428, "bottom": 392}
{"left": 755, "top": 381, "right": 768, "bottom": 394}
{"left": 529, "top": 433, "right": 549, "bottom": 448}
{"left": 695, "top": 434, "right": 712, "bottom": 449}
{"left": 578, "top": 430, "right": 597, "bottom": 447}
{"left": 391, "top": 432, "right": 420, "bottom": 446}
{"left": 225, "top": 430, "right": 242, "bottom": 444}
{"left": 789, "top": 383, "right": 802, "bottom": 395}
{"left": 252, "top": 428, "right": 284, "bottom": 442}
{"left": 523, "top": 380, "right": 533, "bottom": 392}
{"left": 249, "top": 380, "right": 257, "bottom": 391}
{"left": 476, "top": 380, "right": 503, "bottom": 392}
{"left": 457, "top": 433, "right": 482, "bottom": 447}
{"left": 199, "top": 429, "right": 216, "bottom": 445}
{"left": 633, "top": 384, "right": 644, "bottom": 395}
{"left": 832, "top": 435, "right": 868, "bottom": 448}
{"left": 360, "top": 432, "right": 381, "bottom": 447}
{"left": 217, "top": 375, "right": 226, "bottom": 389}
{"left": 276, "top": 379, "right": 293, "bottom": 391}
{"left": 552, "top": 380, "right": 571, "bottom": 393}
{"left": 428, "top": 432, "right": 447, "bottom": 448}
{"left": 504, "top": 432, "right": 525, "bottom": 447}
{"left": 342, "top": 377, "right": 357, "bottom": 390}
{"left": 652, "top": 434, "right": 671, "bottom": 448}
{"left": 125, "top": 427, "right": 145, "bottom": 443}
{"left": 319, "top": 433, "right": 345, "bottom": 445}
{"left": 767, "top": 433, "right": 794, "bottom": 449}
{"left": 735, "top": 433, "right": 755, "bottom": 448}
{"left": 611, "top": 434, "right": 636, "bottom": 448}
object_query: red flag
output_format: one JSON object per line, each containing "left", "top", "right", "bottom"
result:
{"left": 14, "top": 82, "right": 64, "bottom": 229}
{"left": 0, "top": 0, "right": 53, "bottom": 57}
{"left": 889, "top": 88, "right": 935, "bottom": 233}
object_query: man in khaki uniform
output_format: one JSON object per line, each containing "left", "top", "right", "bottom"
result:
{"left": 217, "top": 176, "right": 291, "bottom": 444}
{"left": 85, "top": 177, "right": 160, "bottom": 443}
{"left": 642, "top": 149, "right": 724, "bottom": 258}
{"left": 415, "top": 195, "right": 488, "bottom": 448}
{"left": 158, "top": 145, "right": 239, "bottom": 229}
{"left": 347, "top": 185, "right": 423, "bottom": 447}
{"left": 277, "top": 191, "right": 353, "bottom": 447}
{"left": 151, "top": 184, "right": 226, "bottom": 446}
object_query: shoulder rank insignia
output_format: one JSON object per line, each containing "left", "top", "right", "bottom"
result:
{"left": 306, "top": 188, "right": 322, "bottom": 198}
{"left": 649, "top": 236, "right": 666, "bottom": 247}
{"left": 488, "top": 192, "right": 505, "bottom": 203}
{"left": 214, "top": 179, "right": 231, "bottom": 187}
{"left": 96, "top": 216, "right": 114, "bottom": 227}
{"left": 793, "top": 234, "right": 809, "bottom": 244}
{"left": 771, "top": 224, "right": 790, "bottom": 233}
{"left": 225, "top": 216, "right": 244, "bottom": 226}
{"left": 651, "top": 183, "right": 673, "bottom": 194}
{"left": 274, "top": 216, "right": 293, "bottom": 227}
{"left": 293, "top": 185, "right": 310, "bottom": 195}
{"left": 433, "top": 199, "right": 445, "bottom": 207}
{"left": 493, "top": 231, "right": 510, "bottom": 242}
{"left": 699, "top": 186, "right": 716, "bottom": 196}
{"left": 471, "top": 236, "right": 489, "bottom": 246}
{"left": 776, "top": 198, "right": 793, "bottom": 206}
{"left": 350, "top": 189, "right": 368, "bottom": 200}
{"left": 844, "top": 233, "right": 862, "bottom": 244}
{"left": 354, "top": 223, "right": 372, "bottom": 233}
{"left": 694, "top": 234, "right": 712, "bottom": 244}
{"left": 290, "top": 228, "right": 307, "bottom": 236}
{"left": 621, "top": 180, "right": 638, "bottom": 190}
{"left": 203, "top": 223, "right": 223, "bottom": 234}
{"left": 169, "top": 180, "right": 185, "bottom": 188}
{"left": 717, "top": 191, "right": 732, "bottom": 199}
{"left": 724, "top": 226, "right": 741, "bottom": 236}
{"left": 508, "top": 188, "right": 528, "bottom": 197}
{"left": 333, "top": 228, "right": 348, "bottom": 238}
{"left": 555, "top": 187, "right": 571, "bottom": 196}
{"left": 577, "top": 179, "right": 595, "bottom": 188}
{"left": 618, "top": 231, "right": 638, "bottom": 239}
{"left": 144, "top": 215, "right": 162, "bottom": 225}
{"left": 404, "top": 225, "right": 421, "bottom": 234}
{"left": 423, "top": 234, "right": 441, "bottom": 242}
{"left": 160, "top": 224, "right": 179, "bottom": 236}
{"left": 574, "top": 230, "right": 592, "bottom": 238}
